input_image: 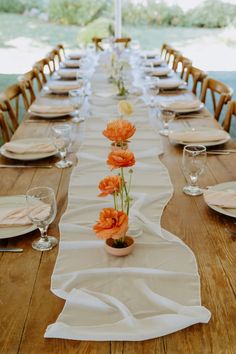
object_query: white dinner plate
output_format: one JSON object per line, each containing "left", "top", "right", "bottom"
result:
{"left": 0, "top": 138, "right": 57, "bottom": 161}
{"left": 169, "top": 128, "right": 230, "bottom": 147}
{"left": 28, "top": 108, "right": 74, "bottom": 118}
{"left": 204, "top": 182, "right": 236, "bottom": 218}
{"left": 0, "top": 195, "right": 37, "bottom": 239}
{"left": 160, "top": 102, "right": 205, "bottom": 114}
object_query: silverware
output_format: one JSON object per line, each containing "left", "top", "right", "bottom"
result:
{"left": 0, "top": 247, "right": 23, "bottom": 252}
{"left": 0, "top": 165, "right": 53, "bottom": 168}
{"left": 25, "top": 119, "right": 68, "bottom": 123}
{"left": 209, "top": 149, "right": 236, "bottom": 153}
{"left": 207, "top": 151, "right": 230, "bottom": 155}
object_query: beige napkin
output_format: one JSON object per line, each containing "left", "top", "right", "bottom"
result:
{"left": 30, "top": 103, "right": 74, "bottom": 114}
{"left": 161, "top": 100, "right": 202, "bottom": 110}
{"left": 63, "top": 60, "right": 80, "bottom": 68}
{"left": 68, "top": 51, "right": 85, "bottom": 59}
{"left": 169, "top": 129, "right": 228, "bottom": 143}
{"left": 4, "top": 140, "right": 55, "bottom": 154}
{"left": 204, "top": 189, "right": 236, "bottom": 209}
{"left": 150, "top": 67, "right": 171, "bottom": 77}
{"left": 57, "top": 69, "right": 77, "bottom": 78}
{"left": 48, "top": 81, "right": 82, "bottom": 92}
{"left": 145, "top": 58, "right": 164, "bottom": 67}
{"left": 0, "top": 204, "right": 50, "bottom": 227}
{"left": 157, "top": 78, "right": 181, "bottom": 89}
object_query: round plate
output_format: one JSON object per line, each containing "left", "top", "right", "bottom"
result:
{"left": 170, "top": 102, "right": 205, "bottom": 114}
{"left": 169, "top": 128, "right": 230, "bottom": 147}
{"left": 0, "top": 195, "right": 37, "bottom": 239}
{"left": 204, "top": 182, "right": 236, "bottom": 218}
{"left": 0, "top": 138, "right": 57, "bottom": 161}
{"left": 28, "top": 108, "right": 74, "bottom": 118}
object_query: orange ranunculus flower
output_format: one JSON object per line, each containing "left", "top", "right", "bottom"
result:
{"left": 98, "top": 175, "right": 122, "bottom": 197}
{"left": 107, "top": 150, "right": 135, "bottom": 169}
{"left": 93, "top": 208, "right": 128, "bottom": 240}
{"left": 102, "top": 119, "right": 136, "bottom": 142}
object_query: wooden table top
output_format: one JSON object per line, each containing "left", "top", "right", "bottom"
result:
{"left": 0, "top": 80, "right": 236, "bottom": 354}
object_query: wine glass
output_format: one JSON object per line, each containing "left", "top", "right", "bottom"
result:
{"left": 26, "top": 186, "right": 58, "bottom": 251}
{"left": 159, "top": 109, "right": 175, "bottom": 136}
{"left": 69, "top": 89, "right": 85, "bottom": 123}
{"left": 182, "top": 144, "right": 207, "bottom": 196}
{"left": 51, "top": 124, "right": 73, "bottom": 169}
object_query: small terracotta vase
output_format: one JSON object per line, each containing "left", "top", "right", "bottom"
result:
{"left": 111, "top": 141, "right": 128, "bottom": 151}
{"left": 105, "top": 236, "right": 135, "bottom": 257}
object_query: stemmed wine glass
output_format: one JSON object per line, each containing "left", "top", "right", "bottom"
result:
{"left": 69, "top": 89, "right": 85, "bottom": 123}
{"left": 159, "top": 109, "right": 175, "bottom": 136}
{"left": 51, "top": 124, "right": 73, "bottom": 169}
{"left": 182, "top": 144, "right": 207, "bottom": 196}
{"left": 26, "top": 186, "right": 58, "bottom": 251}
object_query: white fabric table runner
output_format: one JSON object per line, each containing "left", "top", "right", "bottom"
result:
{"left": 45, "top": 63, "right": 211, "bottom": 341}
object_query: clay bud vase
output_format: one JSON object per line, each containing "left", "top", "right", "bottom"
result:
{"left": 111, "top": 141, "right": 128, "bottom": 151}
{"left": 105, "top": 235, "right": 134, "bottom": 257}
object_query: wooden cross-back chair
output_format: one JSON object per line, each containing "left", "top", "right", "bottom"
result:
{"left": 0, "top": 83, "right": 28, "bottom": 135}
{"left": 172, "top": 55, "right": 192, "bottom": 79}
{"left": 160, "top": 43, "right": 171, "bottom": 59}
{"left": 18, "top": 68, "right": 42, "bottom": 106}
{"left": 0, "top": 109, "right": 10, "bottom": 143}
{"left": 48, "top": 44, "right": 64, "bottom": 72}
{"left": 32, "top": 57, "right": 52, "bottom": 87}
{"left": 201, "top": 77, "right": 234, "bottom": 121}
{"left": 165, "top": 47, "right": 182, "bottom": 66}
{"left": 92, "top": 37, "right": 131, "bottom": 51}
{"left": 222, "top": 100, "right": 236, "bottom": 132}
{"left": 184, "top": 65, "right": 208, "bottom": 97}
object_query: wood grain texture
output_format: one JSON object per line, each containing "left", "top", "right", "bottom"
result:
{"left": 0, "top": 80, "right": 235, "bottom": 354}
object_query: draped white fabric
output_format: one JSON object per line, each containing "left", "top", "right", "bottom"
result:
{"left": 44, "top": 62, "right": 211, "bottom": 341}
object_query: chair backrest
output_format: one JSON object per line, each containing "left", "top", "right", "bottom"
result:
{"left": 160, "top": 43, "right": 170, "bottom": 59}
{"left": 0, "top": 83, "right": 28, "bottom": 133}
{"left": 56, "top": 43, "right": 65, "bottom": 60}
{"left": 0, "top": 109, "right": 10, "bottom": 143}
{"left": 201, "top": 77, "right": 234, "bottom": 121}
{"left": 172, "top": 55, "right": 192, "bottom": 79}
{"left": 48, "top": 45, "right": 64, "bottom": 72}
{"left": 33, "top": 58, "right": 52, "bottom": 86}
{"left": 184, "top": 65, "right": 208, "bottom": 96}
{"left": 92, "top": 37, "right": 131, "bottom": 51}
{"left": 165, "top": 47, "right": 182, "bottom": 66}
{"left": 222, "top": 100, "right": 236, "bottom": 132}
{"left": 18, "top": 69, "right": 41, "bottom": 106}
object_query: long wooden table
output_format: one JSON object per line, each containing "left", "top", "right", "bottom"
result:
{"left": 0, "top": 73, "right": 236, "bottom": 353}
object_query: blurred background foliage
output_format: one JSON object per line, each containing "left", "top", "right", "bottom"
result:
{"left": 0, "top": 0, "right": 235, "bottom": 29}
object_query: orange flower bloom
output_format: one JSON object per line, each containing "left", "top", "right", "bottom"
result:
{"left": 102, "top": 119, "right": 136, "bottom": 142}
{"left": 93, "top": 208, "right": 128, "bottom": 240}
{"left": 98, "top": 175, "right": 122, "bottom": 197}
{"left": 107, "top": 150, "right": 135, "bottom": 169}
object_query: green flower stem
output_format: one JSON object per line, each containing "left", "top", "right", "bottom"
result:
{"left": 121, "top": 167, "right": 130, "bottom": 215}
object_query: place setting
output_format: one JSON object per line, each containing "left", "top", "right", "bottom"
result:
{"left": 0, "top": 186, "right": 58, "bottom": 252}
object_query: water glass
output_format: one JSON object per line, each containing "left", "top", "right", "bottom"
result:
{"left": 26, "top": 186, "right": 58, "bottom": 251}
{"left": 69, "top": 89, "right": 85, "bottom": 123}
{"left": 51, "top": 124, "right": 73, "bottom": 169}
{"left": 159, "top": 109, "right": 175, "bottom": 136}
{"left": 182, "top": 144, "right": 207, "bottom": 196}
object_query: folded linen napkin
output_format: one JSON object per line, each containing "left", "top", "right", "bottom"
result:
{"left": 67, "top": 51, "right": 85, "bottom": 60}
{"left": 149, "top": 67, "right": 171, "bottom": 77}
{"left": 4, "top": 140, "right": 55, "bottom": 154}
{"left": 30, "top": 103, "right": 74, "bottom": 114}
{"left": 169, "top": 129, "right": 228, "bottom": 143}
{"left": 203, "top": 189, "right": 236, "bottom": 209}
{"left": 161, "top": 100, "right": 202, "bottom": 111}
{"left": 157, "top": 78, "right": 182, "bottom": 89}
{"left": 140, "top": 50, "right": 160, "bottom": 59}
{"left": 145, "top": 58, "right": 164, "bottom": 67}
{"left": 0, "top": 203, "right": 50, "bottom": 227}
{"left": 48, "top": 81, "right": 82, "bottom": 93}
{"left": 63, "top": 60, "right": 80, "bottom": 68}
{"left": 57, "top": 69, "right": 77, "bottom": 79}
